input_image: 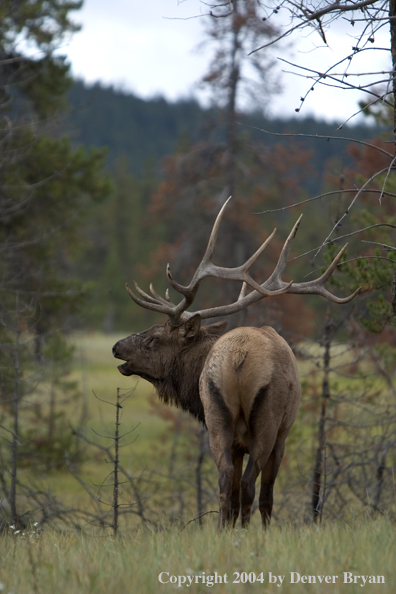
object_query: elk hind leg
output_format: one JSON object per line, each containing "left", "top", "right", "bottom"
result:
{"left": 230, "top": 449, "right": 243, "bottom": 527}
{"left": 259, "top": 439, "right": 285, "bottom": 528}
{"left": 240, "top": 455, "right": 261, "bottom": 528}
{"left": 201, "top": 376, "right": 241, "bottom": 528}
{"left": 240, "top": 385, "right": 278, "bottom": 527}
{"left": 216, "top": 446, "right": 235, "bottom": 528}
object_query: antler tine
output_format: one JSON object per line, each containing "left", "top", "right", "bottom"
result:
{"left": 150, "top": 283, "right": 176, "bottom": 307}
{"left": 308, "top": 284, "right": 362, "bottom": 304}
{"left": 133, "top": 281, "right": 163, "bottom": 305}
{"left": 243, "top": 227, "right": 277, "bottom": 269}
{"left": 305, "top": 243, "right": 348, "bottom": 286}
{"left": 256, "top": 220, "right": 362, "bottom": 302}
{"left": 166, "top": 263, "right": 193, "bottom": 296}
{"left": 166, "top": 196, "right": 232, "bottom": 298}
{"left": 263, "top": 214, "right": 303, "bottom": 290}
{"left": 167, "top": 199, "right": 294, "bottom": 301}
{"left": 126, "top": 282, "right": 171, "bottom": 313}
{"left": 238, "top": 282, "right": 248, "bottom": 301}
{"left": 288, "top": 243, "right": 362, "bottom": 303}
{"left": 125, "top": 281, "right": 184, "bottom": 319}
{"left": 203, "top": 195, "right": 233, "bottom": 264}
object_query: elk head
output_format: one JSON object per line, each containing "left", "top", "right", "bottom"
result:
{"left": 113, "top": 314, "right": 220, "bottom": 380}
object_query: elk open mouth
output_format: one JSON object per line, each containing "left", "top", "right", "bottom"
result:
{"left": 117, "top": 362, "right": 133, "bottom": 376}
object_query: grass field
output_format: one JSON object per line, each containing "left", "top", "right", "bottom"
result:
{"left": 70, "top": 332, "right": 177, "bottom": 448}
{"left": 2, "top": 332, "right": 396, "bottom": 592}
{"left": 0, "top": 518, "right": 395, "bottom": 593}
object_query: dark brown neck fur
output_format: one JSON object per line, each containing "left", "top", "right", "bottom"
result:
{"left": 152, "top": 325, "right": 225, "bottom": 424}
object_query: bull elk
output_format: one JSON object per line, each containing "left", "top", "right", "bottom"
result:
{"left": 112, "top": 198, "right": 359, "bottom": 528}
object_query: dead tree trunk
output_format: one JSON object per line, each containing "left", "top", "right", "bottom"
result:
{"left": 312, "top": 311, "right": 335, "bottom": 523}
{"left": 10, "top": 293, "right": 21, "bottom": 528}
{"left": 112, "top": 387, "right": 122, "bottom": 536}
{"left": 195, "top": 425, "right": 208, "bottom": 526}
{"left": 390, "top": 0, "right": 396, "bottom": 148}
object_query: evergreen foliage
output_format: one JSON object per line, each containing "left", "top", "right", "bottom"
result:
{"left": 0, "top": 3, "right": 111, "bottom": 354}
{"left": 323, "top": 111, "right": 396, "bottom": 337}
{"left": 0, "top": 0, "right": 111, "bottom": 526}
{"left": 66, "top": 81, "right": 207, "bottom": 176}
{"left": 78, "top": 157, "right": 160, "bottom": 331}
{"left": 65, "top": 80, "right": 381, "bottom": 193}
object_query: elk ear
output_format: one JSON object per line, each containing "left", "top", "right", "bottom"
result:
{"left": 205, "top": 320, "right": 228, "bottom": 337}
{"left": 182, "top": 314, "right": 201, "bottom": 339}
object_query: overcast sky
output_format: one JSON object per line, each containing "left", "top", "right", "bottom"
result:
{"left": 63, "top": 0, "right": 390, "bottom": 124}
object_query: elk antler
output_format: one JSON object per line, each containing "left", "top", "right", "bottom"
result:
{"left": 126, "top": 197, "right": 361, "bottom": 325}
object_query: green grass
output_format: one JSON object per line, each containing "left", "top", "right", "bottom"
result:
{"left": 2, "top": 333, "right": 396, "bottom": 592}
{"left": 70, "top": 332, "right": 172, "bottom": 451}
{"left": 0, "top": 518, "right": 395, "bottom": 593}
{"left": 0, "top": 331, "right": 179, "bottom": 514}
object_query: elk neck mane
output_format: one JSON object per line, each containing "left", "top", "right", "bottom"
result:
{"left": 152, "top": 321, "right": 227, "bottom": 424}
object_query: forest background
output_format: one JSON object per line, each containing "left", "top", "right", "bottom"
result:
{"left": 0, "top": 0, "right": 396, "bottom": 543}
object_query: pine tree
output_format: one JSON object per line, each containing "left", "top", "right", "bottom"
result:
{"left": 0, "top": 0, "right": 111, "bottom": 527}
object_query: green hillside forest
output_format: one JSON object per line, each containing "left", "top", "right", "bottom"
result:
{"left": 66, "top": 79, "right": 379, "bottom": 186}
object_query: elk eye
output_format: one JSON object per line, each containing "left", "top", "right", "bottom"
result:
{"left": 145, "top": 336, "right": 159, "bottom": 348}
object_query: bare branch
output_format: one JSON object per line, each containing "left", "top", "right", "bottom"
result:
{"left": 241, "top": 123, "right": 393, "bottom": 160}
{"left": 313, "top": 167, "right": 390, "bottom": 259}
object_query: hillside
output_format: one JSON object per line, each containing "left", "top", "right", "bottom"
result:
{"left": 65, "top": 81, "right": 207, "bottom": 175}
{"left": 65, "top": 80, "right": 380, "bottom": 188}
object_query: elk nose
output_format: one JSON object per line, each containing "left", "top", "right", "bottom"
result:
{"left": 112, "top": 343, "right": 118, "bottom": 357}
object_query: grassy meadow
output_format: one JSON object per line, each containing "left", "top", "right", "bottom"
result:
{"left": 0, "top": 518, "right": 395, "bottom": 593}
{"left": 1, "top": 331, "right": 396, "bottom": 592}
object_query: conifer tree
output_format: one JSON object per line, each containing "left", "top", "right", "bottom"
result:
{"left": 0, "top": 0, "right": 111, "bottom": 527}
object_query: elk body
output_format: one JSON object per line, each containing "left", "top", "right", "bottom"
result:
{"left": 113, "top": 198, "right": 359, "bottom": 528}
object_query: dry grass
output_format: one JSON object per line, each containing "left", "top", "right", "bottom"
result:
{"left": 0, "top": 518, "right": 395, "bottom": 593}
